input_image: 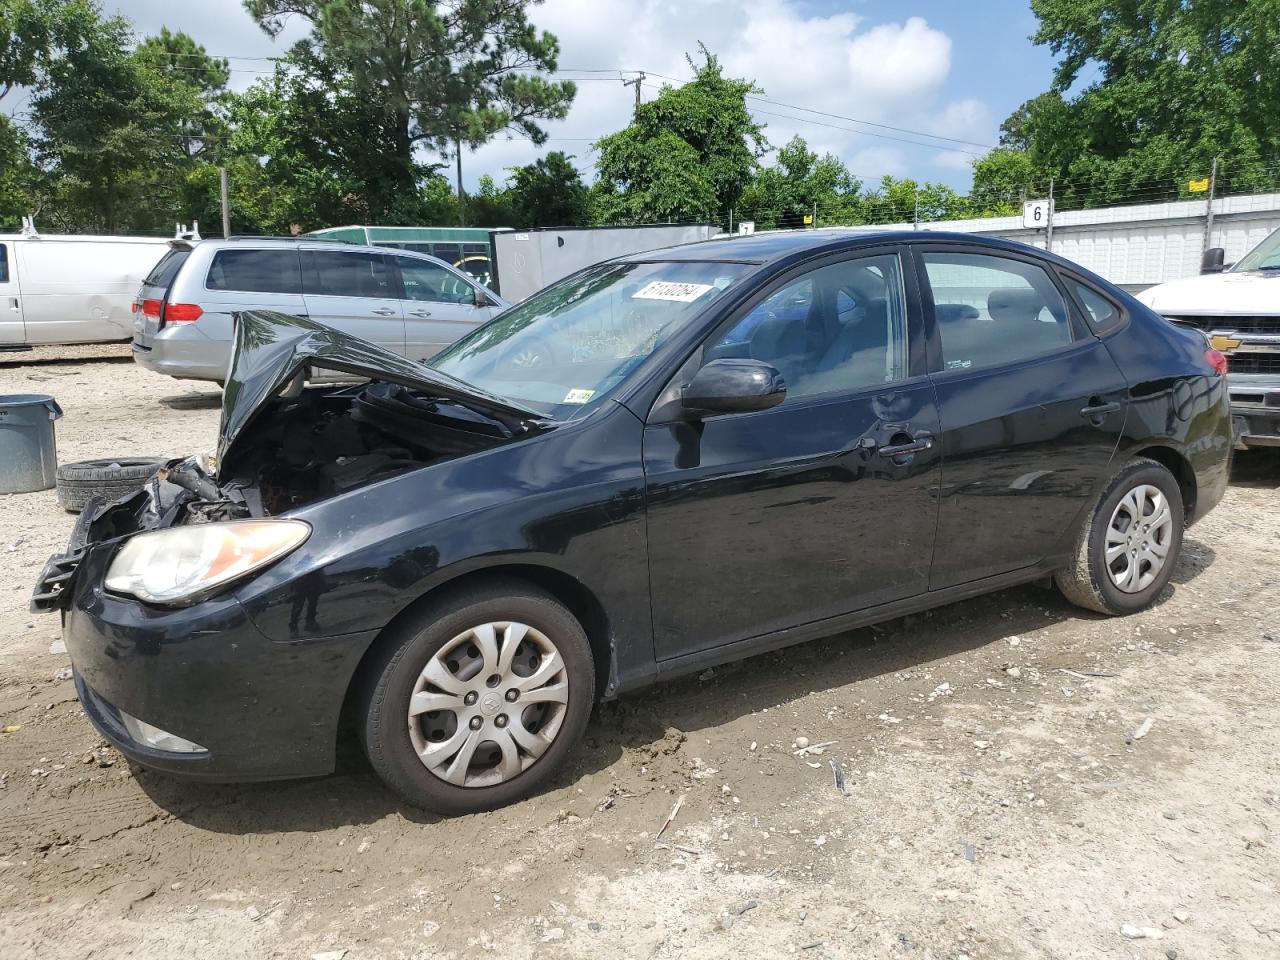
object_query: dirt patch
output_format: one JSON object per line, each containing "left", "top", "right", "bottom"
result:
{"left": 1, "top": 352, "right": 1278, "bottom": 959}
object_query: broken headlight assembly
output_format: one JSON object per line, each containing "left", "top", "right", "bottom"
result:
{"left": 104, "top": 519, "right": 311, "bottom": 606}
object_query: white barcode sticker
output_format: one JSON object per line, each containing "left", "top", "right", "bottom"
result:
{"left": 632, "top": 280, "right": 714, "bottom": 302}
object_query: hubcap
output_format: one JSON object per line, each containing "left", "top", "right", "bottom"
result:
{"left": 407, "top": 622, "right": 568, "bottom": 788}
{"left": 1104, "top": 483, "right": 1173, "bottom": 593}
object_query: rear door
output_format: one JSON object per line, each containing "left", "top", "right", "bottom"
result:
{"left": 301, "top": 249, "right": 406, "bottom": 355}
{"left": 393, "top": 254, "right": 493, "bottom": 363}
{"left": 914, "top": 245, "right": 1128, "bottom": 588}
{"left": 0, "top": 240, "right": 23, "bottom": 344}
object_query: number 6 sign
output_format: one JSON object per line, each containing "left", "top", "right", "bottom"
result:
{"left": 1022, "top": 199, "right": 1052, "bottom": 229}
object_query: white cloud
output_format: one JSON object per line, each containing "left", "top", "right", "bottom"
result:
{"left": 461, "top": 0, "right": 991, "bottom": 190}
{"left": 101, "top": 0, "right": 994, "bottom": 190}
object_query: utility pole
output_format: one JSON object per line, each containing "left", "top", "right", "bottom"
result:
{"left": 622, "top": 71, "right": 645, "bottom": 110}
{"left": 729, "top": 206, "right": 734, "bottom": 234}
{"left": 1202, "top": 156, "right": 1219, "bottom": 253}
{"left": 811, "top": 201, "right": 817, "bottom": 229}
{"left": 455, "top": 138, "right": 466, "bottom": 227}
{"left": 219, "top": 167, "right": 230, "bottom": 239}
{"left": 1046, "top": 178, "right": 1055, "bottom": 253}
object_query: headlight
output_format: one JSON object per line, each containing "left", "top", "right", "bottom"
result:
{"left": 105, "top": 520, "right": 311, "bottom": 606}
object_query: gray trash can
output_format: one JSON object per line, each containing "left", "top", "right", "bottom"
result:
{"left": 0, "top": 394, "right": 64, "bottom": 494}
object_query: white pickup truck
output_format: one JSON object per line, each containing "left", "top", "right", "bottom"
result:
{"left": 1135, "top": 226, "right": 1280, "bottom": 449}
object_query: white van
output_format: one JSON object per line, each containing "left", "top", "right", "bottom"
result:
{"left": 0, "top": 222, "right": 171, "bottom": 347}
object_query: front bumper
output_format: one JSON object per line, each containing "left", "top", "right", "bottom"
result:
{"left": 44, "top": 531, "right": 378, "bottom": 782}
{"left": 1227, "top": 385, "right": 1280, "bottom": 449}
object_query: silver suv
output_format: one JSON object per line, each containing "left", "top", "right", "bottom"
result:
{"left": 131, "top": 237, "right": 509, "bottom": 382}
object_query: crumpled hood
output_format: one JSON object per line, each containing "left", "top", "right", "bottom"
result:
{"left": 217, "top": 311, "right": 541, "bottom": 475}
{"left": 1135, "top": 270, "right": 1280, "bottom": 314}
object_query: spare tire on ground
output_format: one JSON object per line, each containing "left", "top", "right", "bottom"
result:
{"left": 55, "top": 458, "right": 167, "bottom": 513}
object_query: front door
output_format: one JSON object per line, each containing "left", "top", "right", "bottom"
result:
{"left": 301, "top": 249, "right": 406, "bottom": 355}
{"left": 0, "top": 241, "right": 24, "bottom": 345}
{"left": 915, "top": 246, "right": 1128, "bottom": 588}
{"left": 643, "top": 249, "right": 941, "bottom": 662}
{"left": 393, "top": 254, "right": 493, "bottom": 363}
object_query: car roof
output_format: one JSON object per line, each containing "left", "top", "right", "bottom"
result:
{"left": 618, "top": 228, "right": 1054, "bottom": 265}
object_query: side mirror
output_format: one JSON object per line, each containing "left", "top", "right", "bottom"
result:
{"left": 1200, "top": 247, "right": 1226, "bottom": 274}
{"left": 473, "top": 287, "right": 493, "bottom": 307}
{"left": 681, "top": 358, "right": 786, "bottom": 416}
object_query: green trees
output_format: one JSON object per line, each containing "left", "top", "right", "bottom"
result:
{"left": 509, "top": 152, "right": 588, "bottom": 227}
{"left": 993, "top": 0, "right": 1280, "bottom": 206}
{"left": 593, "top": 48, "right": 766, "bottom": 224}
{"left": 244, "top": 0, "right": 575, "bottom": 222}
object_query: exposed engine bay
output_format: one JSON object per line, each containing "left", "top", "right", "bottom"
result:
{"left": 89, "top": 380, "right": 531, "bottom": 539}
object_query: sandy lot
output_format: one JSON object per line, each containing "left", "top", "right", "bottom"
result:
{"left": 0, "top": 348, "right": 1278, "bottom": 960}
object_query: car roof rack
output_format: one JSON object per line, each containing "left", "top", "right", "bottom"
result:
{"left": 223, "top": 235, "right": 353, "bottom": 243}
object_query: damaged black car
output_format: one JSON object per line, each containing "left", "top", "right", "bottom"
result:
{"left": 34, "top": 232, "right": 1232, "bottom": 814}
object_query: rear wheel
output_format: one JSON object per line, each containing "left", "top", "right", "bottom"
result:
{"left": 1055, "top": 458, "right": 1184, "bottom": 615}
{"left": 359, "top": 581, "right": 594, "bottom": 815}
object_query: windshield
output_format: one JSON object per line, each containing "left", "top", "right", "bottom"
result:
{"left": 428, "top": 259, "right": 750, "bottom": 417}
{"left": 1233, "top": 227, "right": 1280, "bottom": 272}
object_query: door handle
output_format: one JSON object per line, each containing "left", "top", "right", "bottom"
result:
{"left": 879, "top": 435, "right": 934, "bottom": 458}
{"left": 1079, "top": 400, "right": 1121, "bottom": 419}
{"left": 7, "top": 297, "right": 17, "bottom": 311}
{"left": 409, "top": 309, "right": 432, "bottom": 318}
{"left": 372, "top": 307, "right": 396, "bottom": 316}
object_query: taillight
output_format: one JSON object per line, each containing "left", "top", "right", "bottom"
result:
{"left": 141, "top": 299, "right": 162, "bottom": 317}
{"left": 163, "top": 303, "right": 203, "bottom": 323}
{"left": 1205, "top": 348, "right": 1228, "bottom": 376}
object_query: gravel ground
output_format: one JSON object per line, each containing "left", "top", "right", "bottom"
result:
{"left": 1, "top": 350, "right": 1278, "bottom": 960}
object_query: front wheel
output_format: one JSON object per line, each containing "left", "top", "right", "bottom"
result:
{"left": 359, "top": 581, "right": 594, "bottom": 815}
{"left": 1055, "top": 458, "right": 1184, "bottom": 615}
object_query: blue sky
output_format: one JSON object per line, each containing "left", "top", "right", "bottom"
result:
{"left": 20, "top": 0, "right": 1066, "bottom": 193}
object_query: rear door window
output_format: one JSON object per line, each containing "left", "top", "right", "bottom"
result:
{"left": 921, "top": 251, "right": 1073, "bottom": 371}
{"left": 302, "top": 250, "right": 397, "bottom": 298}
{"left": 396, "top": 256, "right": 473, "bottom": 304}
{"left": 144, "top": 249, "right": 190, "bottom": 289}
{"left": 0, "top": 244, "right": 8, "bottom": 283}
{"left": 206, "top": 249, "right": 302, "bottom": 294}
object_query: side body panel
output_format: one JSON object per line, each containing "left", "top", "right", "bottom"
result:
{"left": 15, "top": 239, "right": 168, "bottom": 344}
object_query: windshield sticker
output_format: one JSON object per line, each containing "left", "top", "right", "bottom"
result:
{"left": 632, "top": 280, "right": 715, "bottom": 302}
{"left": 563, "top": 388, "right": 596, "bottom": 404}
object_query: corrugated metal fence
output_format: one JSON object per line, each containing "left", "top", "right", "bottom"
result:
{"left": 857, "top": 192, "right": 1280, "bottom": 291}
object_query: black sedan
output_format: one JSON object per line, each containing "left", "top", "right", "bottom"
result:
{"left": 34, "top": 231, "right": 1232, "bottom": 814}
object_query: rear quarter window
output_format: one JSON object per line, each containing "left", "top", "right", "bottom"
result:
{"left": 144, "top": 249, "right": 191, "bottom": 288}
{"left": 0, "top": 244, "right": 8, "bottom": 283}
{"left": 206, "top": 249, "right": 302, "bottom": 295}
{"left": 1068, "top": 279, "right": 1124, "bottom": 335}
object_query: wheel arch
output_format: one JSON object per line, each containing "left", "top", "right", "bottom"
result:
{"left": 338, "top": 562, "right": 616, "bottom": 745}
{"left": 1130, "top": 443, "right": 1197, "bottom": 519}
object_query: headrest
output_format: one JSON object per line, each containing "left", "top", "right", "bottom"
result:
{"left": 987, "top": 288, "right": 1045, "bottom": 323}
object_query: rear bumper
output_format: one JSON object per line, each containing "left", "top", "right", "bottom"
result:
{"left": 132, "top": 338, "right": 229, "bottom": 382}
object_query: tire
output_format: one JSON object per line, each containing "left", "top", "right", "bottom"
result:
{"left": 1055, "top": 458, "right": 1184, "bottom": 615}
{"left": 358, "top": 580, "right": 595, "bottom": 815}
{"left": 55, "top": 457, "right": 167, "bottom": 513}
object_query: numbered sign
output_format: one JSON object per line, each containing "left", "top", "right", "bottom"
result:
{"left": 1022, "top": 199, "right": 1052, "bottom": 229}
